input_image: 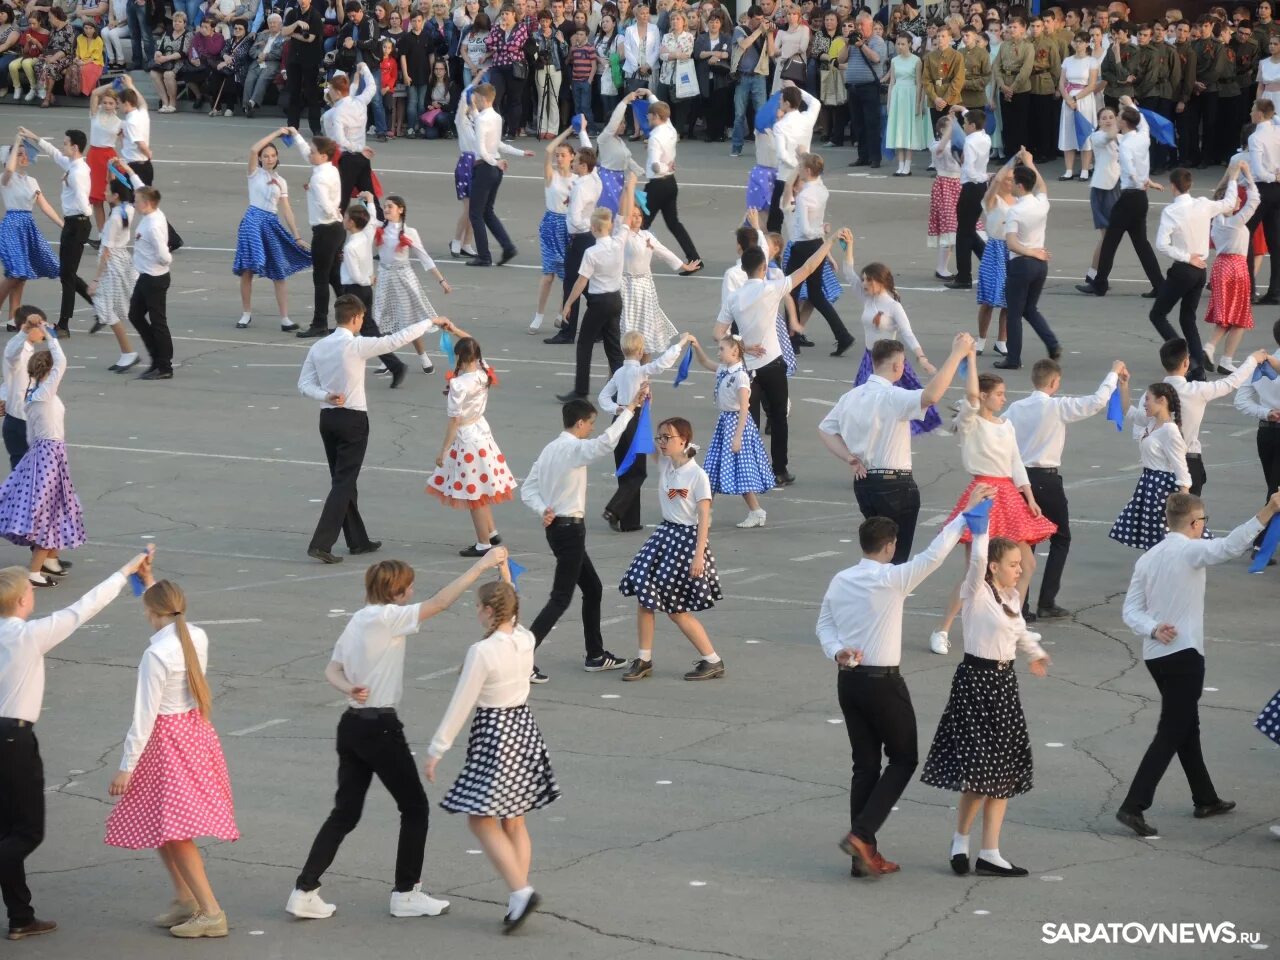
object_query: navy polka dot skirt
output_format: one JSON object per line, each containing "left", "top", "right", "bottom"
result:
{"left": 0, "top": 439, "right": 86, "bottom": 550}
{"left": 1109, "top": 468, "right": 1177, "bottom": 550}
{"left": 0, "top": 211, "right": 60, "bottom": 281}
{"left": 232, "top": 206, "right": 312, "bottom": 281}
{"left": 1256, "top": 689, "right": 1280, "bottom": 745}
{"left": 619, "top": 521, "right": 723, "bottom": 614}
{"left": 441, "top": 705, "right": 560, "bottom": 819}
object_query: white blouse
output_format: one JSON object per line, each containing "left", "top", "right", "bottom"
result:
{"left": 24, "top": 336, "right": 66, "bottom": 443}
{"left": 446, "top": 368, "right": 491, "bottom": 422}
{"left": 1210, "top": 177, "right": 1259, "bottom": 257}
{"left": 376, "top": 222, "right": 437, "bottom": 270}
{"left": 985, "top": 196, "right": 1012, "bottom": 242}
{"left": 715, "top": 362, "right": 752, "bottom": 412}
{"left": 119, "top": 622, "right": 210, "bottom": 771}
{"left": 931, "top": 138, "right": 962, "bottom": 178}
{"left": 659, "top": 456, "right": 711, "bottom": 526}
{"left": 1129, "top": 407, "right": 1192, "bottom": 488}
{"left": 101, "top": 202, "right": 134, "bottom": 250}
{"left": 89, "top": 110, "right": 122, "bottom": 149}
{"left": 620, "top": 225, "right": 682, "bottom": 276}
{"left": 754, "top": 128, "right": 778, "bottom": 168}
{"left": 1, "top": 174, "right": 40, "bottom": 212}
{"left": 960, "top": 532, "right": 1048, "bottom": 663}
{"left": 955, "top": 399, "right": 1030, "bottom": 488}
{"left": 545, "top": 171, "right": 572, "bottom": 214}
{"left": 841, "top": 260, "right": 922, "bottom": 355}
{"left": 247, "top": 166, "right": 288, "bottom": 212}
{"left": 1089, "top": 129, "right": 1120, "bottom": 190}
{"left": 427, "top": 624, "right": 535, "bottom": 758}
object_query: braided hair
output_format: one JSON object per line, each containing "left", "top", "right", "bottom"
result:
{"left": 477, "top": 580, "right": 519, "bottom": 638}
{"left": 1147, "top": 381, "right": 1182, "bottom": 429}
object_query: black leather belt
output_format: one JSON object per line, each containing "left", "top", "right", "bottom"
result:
{"left": 1027, "top": 466, "right": 1059, "bottom": 474}
{"left": 0, "top": 717, "right": 33, "bottom": 728}
{"left": 1186, "top": 452, "right": 1203, "bottom": 460}
{"left": 860, "top": 469, "right": 913, "bottom": 480}
{"left": 550, "top": 516, "right": 585, "bottom": 526}
{"left": 346, "top": 707, "right": 397, "bottom": 719}
{"left": 963, "top": 653, "right": 1013, "bottom": 671}
{"left": 839, "top": 664, "right": 901, "bottom": 676}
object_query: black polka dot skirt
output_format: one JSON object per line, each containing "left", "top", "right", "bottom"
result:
{"left": 440, "top": 705, "right": 560, "bottom": 819}
{"left": 619, "top": 521, "right": 723, "bottom": 614}
{"left": 920, "top": 657, "right": 1034, "bottom": 800}
{"left": 1109, "top": 468, "right": 1177, "bottom": 550}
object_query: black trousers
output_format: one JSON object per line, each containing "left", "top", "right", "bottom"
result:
{"left": 1215, "top": 94, "right": 1239, "bottom": 165}
{"left": 468, "top": 162, "right": 514, "bottom": 265}
{"left": 0, "top": 724, "right": 43, "bottom": 929}
{"left": 1121, "top": 648, "right": 1219, "bottom": 814}
{"left": 57, "top": 215, "right": 93, "bottom": 325}
{"left": 1149, "top": 261, "right": 1207, "bottom": 373}
{"left": 1004, "top": 256, "right": 1057, "bottom": 366}
{"left": 286, "top": 58, "right": 324, "bottom": 134}
{"left": 308, "top": 222, "right": 345, "bottom": 330}
{"left": 954, "top": 181, "right": 987, "bottom": 284}
{"left": 530, "top": 521, "right": 604, "bottom": 660}
{"left": 1027, "top": 468, "right": 1069, "bottom": 609}
{"left": 1246, "top": 181, "right": 1280, "bottom": 300}
{"left": 853, "top": 473, "right": 920, "bottom": 564}
{"left": 786, "top": 237, "right": 851, "bottom": 345}
{"left": 1030, "top": 92, "right": 1057, "bottom": 158}
{"left": 847, "top": 82, "right": 880, "bottom": 163}
{"left": 606, "top": 414, "right": 646, "bottom": 531}
{"left": 336, "top": 152, "right": 381, "bottom": 217}
{"left": 1094, "top": 190, "right": 1165, "bottom": 293}
{"left": 747, "top": 356, "right": 788, "bottom": 475}
{"left": 128, "top": 272, "right": 172, "bottom": 373}
{"left": 344, "top": 283, "right": 405, "bottom": 375}
{"left": 1000, "top": 91, "right": 1031, "bottom": 158}
{"left": 1139, "top": 96, "right": 1174, "bottom": 170}
{"left": 1184, "top": 91, "right": 1216, "bottom": 166}
{"left": 838, "top": 670, "right": 917, "bottom": 847}
{"left": 130, "top": 159, "right": 154, "bottom": 186}
{"left": 2, "top": 413, "right": 27, "bottom": 470}
{"left": 1186, "top": 452, "right": 1206, "bottom": 497}
{"left": 765, "top": 178, "right": 786, "bottom": 234}
{"left": 573, "top": 291, "right": 623, "bottom": 397}
{"left": 560, "top": 232, "right": 593, "bottom": 338}
{"left": 296, "top": 711, "right": 428, "bottom": 894}
{"left": 641, "top": 175, "right": 699, "bottom": 263}
{"left": 490, "top": 64, "right": 526, "bottom": 138}
{"left": 311, "top": 408, "right": 371, "bottom": 553}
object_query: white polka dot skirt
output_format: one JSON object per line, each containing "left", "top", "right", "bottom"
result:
{"left": 704, "top": 411, "right": 774, "bottom": 495}
{"left": 1109, "top": 468, "right": 1178, "bottom": 550}
{"left": 425, "top": 418, "right": 517, "bottom": 508}
{"left": 1256, "top": 689, "right": 1280, "bottom": 745}
{"left": 920, "top": 659, "right": 1034, "bottom": 800}
{"left": 619, "top": 521, "right": 723, "bottom": 614}
{"left": 0, "top": 439, "right": 87, "bottom": 551}
{"left": 441, "top": 705, "right": 560, "bottom": 819}
{"left": 104, "top": 709, "right": 239, "bottom": 850}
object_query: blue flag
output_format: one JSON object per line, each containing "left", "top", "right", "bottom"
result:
{"left": 128, "top": 573, "right": 146, "bottom": 597}
{"left": 506, "top": 558, "right": 527, "bottom": 591}
{"left": 1253, "top": 360, "right": 1278, "bottom": 382}
{"left": 634, "top": 187, "right": 649, "bottom": 216}
{"left": 1106, "top": 386, "right": 1125, "bottom": 431}
{"left": 962, "top": 496, "right": 994, "bottom": 536}
{"left": 633, "top": 99, "right": 651, "bottom": 138}
{"left": 1073, "top": 110, "right": 1094, "bottom": 150}
{"left": 616, "top": 398, "right": 656, "bottom": 476}
{"left": 673, "top": 344, "right": 693, "bottom": 387}
{"left": 949, "top": 118, "right": 966, "bottom": 160}
{"left": 1250, "top": 515, "right": 1280, "bottom": 573}
{"left": 1138, "top": 108, "right": 1176, "bottom": 147}
{"left": 439, "top": 329, "right": 455, "bottom": 366}
{"left": 280, "top": 133, "right": 295, "bottom": 148}
{"left": 755, "top": 91, "right": 783, "bottom": 134}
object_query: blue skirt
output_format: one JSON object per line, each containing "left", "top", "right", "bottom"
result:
{"left": 1109, "top": 468, "right": 1177, "bottom": 550}
{"left": 619, "top": 521, "right": 723, "bottom": 614}
{"left": 783, "top": 240, "right": 842, "bottom": 304}
{"left": 598, "top": 167, "right": 623, "bottom": 213}
{"left": 0, "top": 439, "right": 86, "bottom": 551}
{"left": 745, "top": 164, "right": 776, "bottom": 212}
{"left": 538, "top": 210, "right": 568, "bottom": 278}
{"left": 0, "top": 210, "right": 59, "bottom": 281}
{"left": 455, "top": 152, "right": 476, "bottom": 200}
{"left": 854, "top": 351, "right": 943, "bottom": 435}
{"left": 976, "top": 238, "right": 1007, "bottom": 308}
{"left": 704, "top": 410, "right": 774, "bottom": 494}
{"left": 1257, "top": 689, "right": 1280, "bottom": 745}
{"left": 232, "top": 206, "right": 312, "bottom": 280}
{"left": 775, "top": 312, "right": 796, "bottom": 376}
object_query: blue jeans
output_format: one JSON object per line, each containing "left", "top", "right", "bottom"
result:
{"left": 127, "top": 0, "right": 154, "bottom": 68}
{"left": 406, "top": 84, "right": 427, "bottom": 133}
{"left": 571, "top": 78, "right": 592, "bottom": 126}
{"left": 355, "top": 68, "right": 386, "bottom": 136}
{"left": 0, "top": 53, "right": 15, "bottom": 88}
{"left": 175, "top": 0, "right": 201, "bottom": 26}
{"left": 732, "top": 73, "right": 767, "bottom": 151}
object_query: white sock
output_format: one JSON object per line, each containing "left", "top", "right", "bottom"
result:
{"left": 507, "top": 885, "right": 533, "bottom": 918}
{"left": 637, "top": 648, "right": 652, "bottom": 662}
{"left": 238, "top": 311, "right": 251, "bottom": 324}
{"left": 462, "top": 243, "right": 478, "bottom": 256}
{"left": 979, "top": 847, "right": 1012, "bottom": 869}
{"left": 420, "top": 354, "right": 433, "bottom": 369}
{"left": 1085, "top": 267, "right": 1097, "bottom": 280}
{"left": 26, "top": 572, "right": 46, "bottom": 585}
{"left": 450, "top": 239, "right": 461, "bottom": 254}
{"left": 474, "top": 541, "right": 491, "bottom": 552}
{"left": 995, "top": 340, "right": 1007, "bottom": 351}
{"left": 951, "top": 832, "right": 970, "bottom": 858}
{"left": 531, "top": 312, "right": 543, "bottom": 325}
{"left": 280, "top": 316, "right": 292, "bottom": 327}
{"left": 974, "top": 337, "right": 986, "bottom": 353}
{"left": 702, "top": 652, "right": 721, "bottom": 664}
{"left": 118, "top": 351, "right": 137, "bottom": 365}
{"left": 42, "top": 558, "right": 63, "bottom": 573}
{"left": 936, "top": 246, "right": 952, "bottom": 276}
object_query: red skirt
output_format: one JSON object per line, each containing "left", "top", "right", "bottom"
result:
{"left": 944, "top": 475, "right": 1058, "bottom": 545}
{"left": 104, "top": 710, "right": 238, "bottom": 850}
{"left": 86, "top": 145, "right": 116, "bottom": 204}
{"left": 928, "top": 175, "right": 961, "bottom": 245}
{"left": 1204, "top": 253, "right": 1254, "bottom": 329}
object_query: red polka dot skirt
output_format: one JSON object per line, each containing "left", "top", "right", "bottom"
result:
{"left": 944, "top": 475, "right": 1058, "bottom": 546}
{"left": 1204, "top": 253, "right": 1254, "bottom": 330}
{"left": 426, "top": 418, "right": 517, "bottom": 509}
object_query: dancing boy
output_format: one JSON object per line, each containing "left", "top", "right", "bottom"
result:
{"left": 25, "top": 128, "right": 93, "bottom": 337}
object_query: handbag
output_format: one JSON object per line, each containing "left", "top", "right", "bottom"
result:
{"left": 512, "top": 59, "right": 528, "bottom": 80}
{"left": 420, "top": 106, "right": 442, "bottom": 126}
{"left": 820, "top": 59, "right": 846, "bottom": 105}
{"left": 674, "top": 58, "right": 697, "bottom": 99}
{"left": 609, "top": 48, "right": 623, "bottom": 89}
{"left": 780, "top": 55, "right": 806, "bottom": 84}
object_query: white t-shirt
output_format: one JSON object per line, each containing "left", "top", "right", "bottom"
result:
{"left": 714, "top": 362, "right": 752, "bottom": 412}
{"left": 329, "top": 602, "right": 423, "bottom": 709}
{"left": 659, "top": 456, "right": 712, "bottom": 525}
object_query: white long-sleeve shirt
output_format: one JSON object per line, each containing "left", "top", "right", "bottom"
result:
{"left": 375, "top": 221, "right": 437, "bottom": 270}
{"left": 1164, "top": 358, "right": 1259, "bottom": 453}
{"left": 339, "top": 216, "right": 377, "bottom": 286}
{"left": 961, "top": 130, "right": 991, "bottom": 184}
{"left": 1248, "top": 119, "right": 1280, "bottom": 182}
{"left": 789, "top": 178, "right": 828, "bottom": 242}
{"left": 590, "top": 100, "right": 644, "bottom": 175}
{"left": 816, "top": 516, "right": 966, "bottom": 665}
{"left": 597, "top": 343, "right": 682, "bottom": 414}
{"left": 646, "top": 119, "right": 678, "bottom": 178}
{"left": 1122, "top": 518, "right": 1263, "bottom": 660}
{"left": 1004, "top": 372, "right": 1118, "bottom": 468}
{"left": 1116, "top": 118, "right": 1151, "bottom": 190}
{"left": 1210, "top": 179, "right": 1260, "bottom": 256}
{"left": 24, "top": 336, "right": 66, "bottom": 443}
{"left": 772, "top": 88, "right": 820, "bottom": 183}
{"left": 427, "top": 624, "right": 534, "bottom": 758}
{"left": 1156, "top": 191, "right": 1240, "bottom": 264}
{"left": 330, "top": 602, "right": 422, "bottom": 709}
{"left": 474, "top": 106, "right": 525, "bottom": 166}
{"left": 0, "top": 573, "right": 127, "bottom": 723}
{"left": 623, "top": 22, "right": 659, "bottom": 75}
{"left": 1234, "top": 348, "right": 1280, "bottom": 419}
{"left": 293, "top": 136, "right": 342, "bottom": 226}
{"left": 1129, "top": 408, "right": 1192, "bottom": 488}
{"left": 35, "top": 139, "right": 91, "bottom": 217}
{"left": 455, "top": 101, "right": 478, "bottom": 155}
{"left": 819, "top": 375, "right": 926, "bottom": 472}
{"left": 119, "top": 622, "right": 209, "bottom": 771}
{"left": 955, "top": 399, "right": 1030, "bottom": 487}
{"left": 566, "top": 168, "right": 602, "bottom": 234}
{"left": 320, "top": 64, "right": 377, "bottom": 152}
{"left": 1089, "top": 128, "right": 1121, "bottom": 190}
{"left": 2, "top": 332, "right": 33, "bottom": 420}
{"left": 133, "top": 209, "right": 172, "bottom": 277}
{"left": 841, "top": 259, "right": 922, "bottom": 355}
{"left": 521, "top": 411, "right": 634, "bottom": 517}
{"left": 298, "top": 321, "right": 437, "bottom": 412}
{"left": 961, "top": 533, "right": 1048, "bottom": 662}
{"left": 620, "top": 224, "right": 681, "bottom": 276}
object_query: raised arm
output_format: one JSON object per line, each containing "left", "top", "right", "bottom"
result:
{"left": 418, "top": 549, "right": 509, "bottom": 621}
{"left": 248, "top": 126, "right": 289, "bottom": 173}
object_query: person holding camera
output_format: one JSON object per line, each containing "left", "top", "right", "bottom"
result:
{"left": 839, "top": 11, "right": 886, "bottom": 170}
{"left": 532, "top": 9, "right": 567, "bottom": 138}
{"left": 730, "top": 5, "right": 776, "bottom": 159}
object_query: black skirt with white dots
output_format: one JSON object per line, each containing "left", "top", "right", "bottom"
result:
{"left": 619, "top": 521, "right": 723, "bottom": 614}
{"left": 920, "top": 656, "right": 1034, "bottom": 800}
{"left": 440, "top": 705, "right": 560, "bottom": 819}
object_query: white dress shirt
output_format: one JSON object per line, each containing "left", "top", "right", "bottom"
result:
{"left": 119, "top": 622, "right": 210, "bottom": 771}
{"left": 120, "top": 106, "right": 150, "bottom": 163}
{"left": 330, "top": 602, "right": 422, "bottom": 709}
{"left": 580, "top": 233, "right": 624, "bottom": 293}
{"left": 1235, "top": 348, "right": 1280, "bottom": 419}
{"left": 955, "top": 399, "right": 1030, "bottom": 487}
{"left": 427, "top": 624, "right": 535, "bottom": 758}
{"left": 646, "top": 119, "right": 678, "bottom": 179}
{"left": 1004, "top": 372, "right": 1117, "bottom": 468}
{"left": 1089, "top": 129, "right": 1121, "bottom": 189}
{"left": 728, "top": 275, "right": 791, "bottom": 370}
{"left": 2, "top": 333, "right": 33, "bottom": 421}
{"left": 320, "top": 64, "right": 376, "bottom": 152}
{"left": 590, "top": 100, "right": 644, "bottom": 174}
{"left": 658, "top": 456, "right": 711, "bottom": 525}
{"left": 1249, "top": 119, "right": 1280, "bottom": 182}
{"left": 715, "top": 229, "right": 770, "bottom": 327}
{"left": 816, "top": 516, "right": 966, "bottom": 664}
{"left": 772, "top": 88, "right": 820, "bottom": 183}
{"left": 961, "top": 130, "right": 991, "bottom": 184}
{"left": 247, "top": 166, "right": 288, "bottom": 213}
{"left": 24, "top": 336, "right": 66, "bottom": 443}
{"left": 133, "top": 209, "right": 172, "bottom": 277}
{"left": 1116, "top": 118, "right": 1151, "bottom": 190}
{"left": 474, "top": 106, "right": 526, "bottom": 166}
{"left": 298, "top": 321, "right": 436, "bottom": 412}
{"left": 521, "top": 410, "right": 634, "bottom": 517}
{"left": 1156, "top": 192, "right": 1240, "bottom": 264}
{"left": 1210, "top": 178, "right": 1260, "bottom": 256}
{"left": 931, "top": 137, "right": 962, "bottom": 178}
{"left": 597, "top": 343, "right": 683, "bottom": 414}
{"left": 566, "top": 168, "right": 602, "bottom": 234}
{"left": 1164, "top": 358, "right": 1258, "bottom": 453}
{"left": 293, "top": 136, "right": 342, "bottom": 226}
{"left": 960, "top": 533, "right": 1048, "bottom": 662}
{"left": 36, "top": 140, "right": 91, "bottom": 217}
{"left": 339, "top": 217, "right": 377, "bottom": 286}
{"left": 620, "top": 225, "right": 681, "bottom": 275}
{"left": 789, "top": 178, "right": 828, "bottom": 242}
{"left": 1123, "top": 518, "right": 1263, "bottom": 660}
{"left": 0, "top": 573, "right": 127, "bottom": 723}
{"left": 1005, "top": 190, "right": 1049, "bottom": 259}
{"left": 820, "top": 376, "right": 925, "bottom": 472}
{"left": 1128, "top": 409, "right": 1192, "bottom": 488}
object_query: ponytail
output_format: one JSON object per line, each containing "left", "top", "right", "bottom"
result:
{"left": 143, "top": 580, "right": 212, "bottom": 721}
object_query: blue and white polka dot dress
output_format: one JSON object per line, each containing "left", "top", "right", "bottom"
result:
{"left": 538, "top": 211, "right": 569, "bottom": 278}
{"left": 1256, "top": 690, "right": 1280, "bottom": 744}
{"left": 1110, "top": 468, "right": 1179, "bottom": 549}
{"left": 0, "top": 211, "right": 59, "bottom": 281}
{"left": 976, "top": 238, "right": 1008, "bottom": 308}
{"left": 704, "top": 365, "right": 773, "bottom": 495}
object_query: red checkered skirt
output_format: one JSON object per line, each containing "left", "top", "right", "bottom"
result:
{"left": 1204, "top": 253, "right": 1254, "bottom": 329}
{"left": 928, "top": 175, "right": 961, "bottom": 246}
{"left": 944, "top": 475, "right": 1058, "bottom": 545}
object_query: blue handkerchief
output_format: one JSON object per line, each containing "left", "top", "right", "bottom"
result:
{"left": 1250, "top": 515, "right": 1280, "bottom": 573}
{"left": 673, "top": 344, "right": 692, "bottom": 387}
{"left": 1073, "top": 110, "right": 1094, "bottom": 150}
{"left": 439, "top": 329, "right": 455, "bottom": 366}
{"left": 507, "top": 558, "right": 526, "bottom": 591}
{"left": 634, "top": 188, "right": 649, "bottom": 216}
{"left": 755, "top": 91, "right": 783, "bottom": 134}
{"left": 281, "top": 133, "right": 295, "bottom": 147}
{"left": 1138, "top": 108, "right": 1176, "bottom": 147}
{"left": 957, "top": 357, "right": 968, "bottom": 379}
{"left": 616, "top": 398, "right": 655, "bottom": 476}
{"left": 1253, "top": 361, "right": 1278, "bottom": 382}
{"left": 633, "top": 99, "right": 651, "bottom": 138}
{"left": 962, "top": 497, "right": 993, "bottom": 536}
{"left": 571, "top": 114, "right": 583, "bottom": 133}
{"left": 1107, "top": 386, "right": 1124, "bottom": 431}
{"left": 129, "top": 573, "right": 146, "bottom": 597}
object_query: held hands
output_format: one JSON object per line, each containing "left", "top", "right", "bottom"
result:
{"left": 108, "top": 770, "right": 131, "bottom": 797}
{"left": 1250, "top": 349, "right": 1272, "bottom": 365}
{"left": 951, "top": 331, "right": 975, "bottom": 355}
{"left": 1111, "top": 360, "right": 1128, "bottom": 379}
{"left": 630, "top": 382, "right": 650, "bottom": 411}
{"left": 1189, "top": 254, "right": 1206, "bottom": 269}
{"left": 481, "top": 545, "right": 508, "bottom": 569}
{"left": 119, "top": 543, "right": 156, "bottom": 578}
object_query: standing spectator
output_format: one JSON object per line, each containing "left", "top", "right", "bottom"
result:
{"left": 994, "top": 15, "right": 1034, "bottom": 159}
{"left": 568, "top": 25, "right": 595, "bottom": 129}
{"left": 695, "top": 9, "right": 732, "bottom": 142}
{"left": 242, "top": 13, "right": 285, "bottom": 117}
{"left": 486, "top": 4, "right": 532, "bottom": 139}
{"left": 379, "top": 35, "right": 403, "bottom": 136}
{"left": 531, "top": 10, "right": 566, "bottom": 138}
{"left": 841, "top": 12, "right": 886, "bottom": 170}
{"left": 400, "top": 9, "right": 433, "bottom": 138}
{"left": 730, "top": 5, "right": 775, "bottom": 159}
{"left": 623, "top": 0, "right": 658, "bottom": 140}
{"left": 460, "top": 9, "right": 490, "bottom": 86}
{"left": 594, "top": 10, "right": 624, "bottom": 122}
{"left": 810, "top": 9, "right": 845, "bottom": 146}
{"left": 922, "top": 23, "right": 965, "bottom": 130}
{"left": 284, "top": 0, "right": 327, "bottom": 136}
{"left": 772, "top": 1, "right": 808, "bottom": 91}
{"left": 659, "top": 9, "right": 696, "bottom": 135}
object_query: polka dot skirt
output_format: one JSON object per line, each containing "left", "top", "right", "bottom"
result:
{"left": 0, "top": 211, "right": 60, "bottom": 281}
{"left": 921, "top": 660, "right": 1034, "bottom": 800}
{"left": 1256, "top": 689, "right": 1280, "bottom": 745}
{"left": 441, "top": 705, "right": 560, "bottom": 819}
{"left": 619, "top": 521, "right": 723, "bottom": 614}
{"left": 944, "top": 475, "right": 1058, "bottom": 546}
{"left": 705, "top": 410, "right": 774, "bottom": 495}
{"left": 0, "top": 439, "right": 86, "bottom": 551}
{"left": 105, "top": 709, "right": 239, "bottom": 850}
{"left": 1109, "top": 468, "right": 1178, "bottom": 550}
{"left": 454, "top": 152, "right": 476, "bottom": 201}
{"left": 426, "top": 419, "right": 517, "bottom": 508}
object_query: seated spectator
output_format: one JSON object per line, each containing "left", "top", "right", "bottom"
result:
{"left": 0, "top": 6, "right": 22, "bottom": 95}
{"left": 35, "top": 4, "right": 74, "bottom": 105}
{"left": 63, "top": 16, "right": 103, "bottom": 96}
{"left": 179, "top": 12, "right": 224, "bottom": 109}
{"left": 71, "top": 0, "right": 107, "bottom": 28}
{"left": 242, "top": 10, "right": 283, "bottom": 115}
{"left": 8, "top": 9, "right": 48, "bottom": 101}
{"left": 421, "top": 56, "right": 458, "bottom": 137}
{"left": 148, "top": 9, "right": 191, "bottom": 113}
{"left": 101, "top": 0, "right": 131, "bottom": 70}
{"left": 210, "top": 16, "right": 250, "bottom": 114}
{"left": 202, "top": 0, "right": 242, "bottom": 40}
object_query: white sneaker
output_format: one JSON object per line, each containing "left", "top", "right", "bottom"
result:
{"left": 528, "top": 313, "right": 543, "bottom": 333}
{"left": 1202, "top": 343, "right": 1216, "bottom": 368}
{"left": 286, "top": 888, "right": 336, "bottom": 919}
{"left": 24, "top": 88, "right": 37, "bottom": 101}
{"left": 930, "top": 630, "right": 950, "bottom": 655}
{"left": 389, "top": 883, "right": 450, "bottom": 918}
{"left": 12, "top": 89, "right": 21, "bottom": 101}
{"left": 736, "top": 509, "right": 766, "bottom": 529}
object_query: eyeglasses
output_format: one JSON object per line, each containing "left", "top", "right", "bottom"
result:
{"left": 1192, "top": 515, "right": 1208, "bottom": 525}
{"left": 655, "top": 434, "right": 676, "bottom": 443}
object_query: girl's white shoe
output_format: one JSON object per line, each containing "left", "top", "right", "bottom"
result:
{"left": 736, "top": 509, "right": 766, "bottom": 529}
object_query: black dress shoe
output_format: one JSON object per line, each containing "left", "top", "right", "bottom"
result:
{"left": 307, "top": 547, "right": 343, "bottom": 564}
{"left": 602, "top": 508, "right": 622, "bottom": 532}
{"left": 349, "top": 540, "right": 382, "bottom": 555}
{"left": 1193, "top": 799, "right": 1236, "bottom": 819}
{"left": 1075, "top": 282, "right": 1104, "bottom": 296}
{"left": 136, "top": 368, "right": 173, "bottom": 380}
{"left": 297, "top": 326, "right": 329, "bottom": 338}
{"left": 556, "top": 391, "right": 587, "bottom": 402}
{"left": 1023, "top": 610, "right": 1038, "bottom": 624}
{"left": 830, "top": 338, "right": 855, "bottom": 357}
{"left": 1254, "top": 293, "right": 1280, "bottom": 305}
{"left": 1049, "top": 344, "right": 1063, "bottom": 360}
{"left": 934, "top": 272, "right": 954, "bottom": 281}
{"left": 1187, "top": 366, "right": 1208, "bottom": 382}
{"left": 944, "top": 279, "right": 972, "bottom": 290}
{"left": 390, "top": 366, "right": 407, "bottom": 389}
{"left": 848, "top": 158, "right": 870, "bottom": 167}
{"left": 502, "top": 890, "right": 540, "bottom": 934}
{"left": 992, "top": 359, "right": 1021, "bottom": 370}
{"left": 55, "top": 323, "right": 70, "bottom": 338}
{"left": 1141, "top": 289, "right": 1158, "bottom": 299}
{"left": 974, "top": 858, "right": 1028, "bottom": 877}
{"left": 1116, "top": 809, "right": 1157, "bottom": 836}
{"left": 498, "top": 247, "right": 518, "bottom": 265}
{"left": 795, "top": 334, "right": 816, "bottom": 348}
{"left": 868, "top": 162, "right": 881, "bottom": 169}
{"left": 465, "top": 257, "right": 493, "bottom": 267}
{"left": 458, "top": 544, "right": 492, "bottom": 557}
{"left": 950, "top": 853, "right": 970, "bottom": 876}
{"left": 543, "top": 333, "right": 574, "bottom": 345}
{"left": 1037, "top": 603, "right": 1071, "bottom": 620}
{"left": 89, "top": 317, "right": 106, "bottom": 335}
{"left": 774, "top": 471, "right": 796, "bottom": 487}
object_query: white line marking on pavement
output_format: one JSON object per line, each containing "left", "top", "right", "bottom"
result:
{"left": 717, "top": 567, "right": 748, "bottom": 575}
{"left": 229, "top": 718, "right": 290, "bottom": 737}
{"left": 801, "top": 397, "right": 835, "bottom": 406}
{"left": 191, "top": 618, "right": 263, "bottom": 626}
{"left": 415, "top": 666, "right": 462, "bottom": 682}
{"left": 68, "top": 443, "right": 425, "bottom": 475}
{"left": 600, "top": 615, "right": 628, "bottom": 626}
{"left": 735, "top": 573, "right": 773, "bottom": 586}
{"left": 789, "top": 551, "right": 841, "bottom": 562}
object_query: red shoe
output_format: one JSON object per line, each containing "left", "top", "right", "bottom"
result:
{"left": 838, "top": 832, "right": 883, "bottom": 878}
{"left": 872, "top": 849, "right": 900, "bottom": 874}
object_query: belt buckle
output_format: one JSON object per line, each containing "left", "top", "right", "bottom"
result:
{"left": 998, "top": 659, "right": 1011, "bottom": 671}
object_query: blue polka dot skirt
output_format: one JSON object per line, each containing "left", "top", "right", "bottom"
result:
{"left": 454, "top": 152, "right": 476, "bottom": 200}
{"left": 440, "top": 705, "right": 560, "bottom": 819}
{"left": 745, "top": 164, "right": 776, "bottom": 212}
{"left": 0, "top": 439, "right": 86, "bottom": 550}
{"left": 921, "top": 659, "right": 1034, "bottom": 799}
{"left": 232, "top": 206, "right": 312, "bottom": 281}
{"left": 783, "top": 240, "right": 843, "bottom": 304}
{"left": 705, "top": 410, "right": 774, "bottom": 495}
{"left": 1256, "top": 689, "right": 1280, "bottom": 745}
{"left": 598, "top": 167, "right": 623, "bottom": 214}
{"left": 619, "top": 520, "right": 723, "bottom": 614}
{"left": 538, "top": 210, "right": 568, "bottom": 278}
{"left": 976, "top": 238, "right": 1008, "bottom": 309}
{"left": 854, "top": 351, "right": 943, "bottom": 435}
{"left": 0, "top": 210, "right": 60, "bottom": 281}
{"left": 1109, "top": 468, "right": 1178, "bottom": 550}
